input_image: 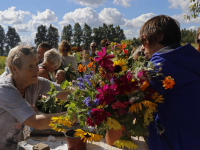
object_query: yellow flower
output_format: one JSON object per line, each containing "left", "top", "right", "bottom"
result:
{"left": 50, "top": 116, "right": 72, "bottom": 128}
{"left": 113, "top": 59, "right": 128, "bottom": 73}
{"left": 142, "top": 100, "right": 157, "bottom": 111}
{"left": 57, "top": 100, "right": 66, "bottom": 105}
{"left": 68, "top": 82, "right": 72, "bottom": 86}
{"left": 107, "top": 117, "right": 122, "bottom": 130}
{"left": 49, "top": 123, "right": 67, "bottom": 132}
{"left": 113, "top": 140, "right": 138, "bottom": 149}
{"left": 74, "top": 129, "right": 102, "bottom": 144}
{"left": 162, "top": 76, "right": 175, "bottom": 89}
{"left": 129, "top": 103, "right": 143, "bottom": 113}
{"left": 143, "top": 108, "right": 154, "bottom": 126}
{"left": 154, "top": 95, "right": 164, "bottom": 103}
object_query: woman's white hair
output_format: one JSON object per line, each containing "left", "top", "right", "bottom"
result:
{"left": 43, "top": 49, "right": 62, "bottom": 68}
{"left": 6, "top": 45, "right": 35, "bottom": 74}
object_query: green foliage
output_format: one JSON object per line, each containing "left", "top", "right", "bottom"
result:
{"left": 82, "top": 23, "right": 93, "bottom": 49}
{"left": 73, "top": 23, "right": 82, "bottom": 47}
{"left": 46, "top": 24, "right": 59, "bottom": 49}
{"left": 184, "top": 0, "right": 200, "bottom": 20}
{"left": 181, "top": 28, "right": 196, "bottom": 43}
{"left": 5, "top": 26, "right": 21, "bottom": 52}
{"left": 34, "top": 25, "right": 47, "bottom": 47}
{"left": 61, "top": 24, "right": 73, "bottom": 43}
{"left": 0, "top": 25, "right": 5, "bottom": 56}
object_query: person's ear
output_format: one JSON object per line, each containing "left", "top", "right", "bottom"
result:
{"left": 10, "top": 65, "right": 19, "bottom": 75}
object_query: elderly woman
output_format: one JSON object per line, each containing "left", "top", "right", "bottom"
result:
{"left": 59, "top": 40, "right": 77, "bottom": 72}
{"left": 38, "top": 49, "right": 61, "bottom": 81}
{"left": 0, "top": 45, "right": 71, "bottom": 150}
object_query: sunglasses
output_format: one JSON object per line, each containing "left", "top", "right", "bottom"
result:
{"left": 197, "top": 39, "right": 200, "bottom": 44}
{"left": 63, "top": 49, "right": 69, "bottom": 52}
{"left": 103, "top": 44, "right": 110, "bottom": 47}
{"left": 91, "top": 46, "right": 96, "bottom": 48}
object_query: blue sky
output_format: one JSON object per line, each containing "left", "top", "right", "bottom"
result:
{"left": 0, "top": 0, "right": 198, "bottom": 46}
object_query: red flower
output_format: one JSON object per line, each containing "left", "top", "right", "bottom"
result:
{"left": 95, "top": 84, "right": 118, "bottom": 105}
{"left": 91, "top": 108, "right": 111, "bottom": 125}
{"left": 94, "top": 47, "right": 115, "bottom": 68}
{"left": 111, "top": 100, "right": 129, "bottom": 109}
{"left": 86, "top": 117, "right": 95, "bottom": 127}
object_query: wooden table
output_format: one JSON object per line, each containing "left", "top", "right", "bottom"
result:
{"left": 24, "top": 136, "right": 149, "bottom": 150}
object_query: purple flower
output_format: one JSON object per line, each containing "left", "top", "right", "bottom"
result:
{"left": 94, "top": 99, "right": 99, "bottom": 106}
{"left": 77, "top": 77, "right": 85, "bottom": 83}
{"left": 84, "top": 97, "right": 92, "bottom": 107}
{"left": 77, "top": 82, "right": 86, "bottom": 90}
{"left": 87, "top": 110, "right": 92, "bottom": 116}
{"left": 110, "top": 78, "right": 114, "bottom": 85}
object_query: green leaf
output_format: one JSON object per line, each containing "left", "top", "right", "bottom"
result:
{"left": 60, "top": 80, "right": 69, "bottom": 90}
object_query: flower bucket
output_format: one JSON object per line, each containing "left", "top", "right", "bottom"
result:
{"left": 105, "top": 126, "right": 125, "bottom": 146}
{"left": 64, "top": 129, "right": 87, "bottom": 150}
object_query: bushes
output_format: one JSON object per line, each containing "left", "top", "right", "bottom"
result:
{"left": 0, "top": 56, "right": 6, "bottom": 69}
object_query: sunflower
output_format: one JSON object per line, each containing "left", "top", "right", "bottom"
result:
{"left": 107, "top": 117, "right": 122, "bottom": 130}
{"left": 162, "top": 76, "right": 175, "bottom": 89}
{"left": 74, "top": 129, "right": 103, "bottom": 144}
{"left": 49, "top": 122, "right": 67, "bottom": 132}
{"left": 154, "top": 95, "right": 164, "bottom": 103}
{"left": 143, "top": 107, "right": 154, "bottom": 126}
{"left": 151, "top": 92, "right": 159, "bottom": 100}
{"left": 50, "top": 116, "right": 72, "bottom": 128}
{"left": 113, "top": 140, "right": 138, "bottom": 149}
{"left": 113, "top": 59, "right": 128, "bottom": 73}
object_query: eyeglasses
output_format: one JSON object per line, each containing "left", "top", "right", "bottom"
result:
{"left": 197, "top": 39, "right": 200, "bottom": 44}
{"left": 63, "top": 49, "right": 68, "bottom": 52}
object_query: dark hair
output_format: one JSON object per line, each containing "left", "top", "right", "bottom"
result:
{"left": 59, "top": 40, "right": 71, "bottom": 53}
{"left": 37, "top": 42, "right": 51, "bottom": 51}
{"left": 140, "top": 15, "right": 181, "bottom": 46}
{"left": 196, "top": 27, "right": 200, "bottom": 52}
{"left": 101, "top": 39, "right": 109, "bottom": 47}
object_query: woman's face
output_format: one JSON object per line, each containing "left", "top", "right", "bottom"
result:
{"left": 16, "top": 54, "right": 39, "bottom": 84}
{"left": 62, "top": 47, "right": 69, "bottom": 56}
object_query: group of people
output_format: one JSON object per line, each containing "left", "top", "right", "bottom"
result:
{"left": 0, "top": 14, "right": 200, "bottom": 150}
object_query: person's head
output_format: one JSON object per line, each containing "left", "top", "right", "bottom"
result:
{"left": 37, "top": 42, "right": 51, "bottom": 60}
{"left": 6, "top": 45, "right": 39, "bottom": 84}
{"left": 43, "top": 49, "right": 62, "bottom": 72}
{"left": 196, "top": 27, "right": 200, "bottom": 52}
{"left": 101, "top": 39, "right": 110, "bottom": 49}
{"left": 82, "top": 49, "right": 90, "bottom": 61}
{"left": 90, "top": 42, "right": 97, "bottom": 54}
{"left": 140, "top": 15, "right": 181, "bottom": 57}
{"left": 59, "top": 41, "right": 71, "bottom": 56}
{"left": 56, "top": 70, "right": 66, "bottom": 84}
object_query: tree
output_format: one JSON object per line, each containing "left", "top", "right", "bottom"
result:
{"left": 184, "top": 0, "right": 200, "bottom": 20}
{"left": 108, "top": 24, "right": 116, "bottom": 42}
{"left": 102, "top": 23, "right": 110, "bottom": 40}
{"left": 92, "top": 27, "right": 103, "bottom": 49}
{"left": 5, "top": 26, "right": 21, "bottom": 51}
{"left": 115, "top": 26, "right": 126, "bottom": 43}
{"left": 46, "top": 24, "right": 59, "bottom": 49}
{"left": 73, "top": 23, "right": 82, "bottom": 47}
{"left": 61, "top": 24, "right": 73, "bottom": 43}
{"left": 34, "top": 25, "right": 47, "bottom": 47}
{"left": 82, "top": 23, "right": 92, "bottom": 49}
{"left": 0, "top": 25, "right": 5, "bottom": 56}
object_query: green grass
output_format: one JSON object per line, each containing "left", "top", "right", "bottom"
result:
{"left": 0, "top": 69, "right": 4, "bottom": 75}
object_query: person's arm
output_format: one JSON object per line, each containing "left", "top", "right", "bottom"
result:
{"left": 23, "top": 112, "right": 66, "bottom": 130}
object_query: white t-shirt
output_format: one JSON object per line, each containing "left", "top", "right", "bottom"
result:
{"left": 0, "top": 76, "right": 61, "bottom": 150}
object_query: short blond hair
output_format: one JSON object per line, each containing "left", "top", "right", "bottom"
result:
{"left": 43, "top": 49, "right": 62, "bottom": 68}
{"left": 6, "top": 45, "right": 35, "bottom": 74}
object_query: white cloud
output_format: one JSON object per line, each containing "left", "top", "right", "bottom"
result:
{"left": 168, "top": 0, "right": 191, "bottom": 14}
{"left": 172, "top": 14, "right": 200, "bottom": 24}
{"left": 14, "top": 24, "right": 30, "bottom": 32}
{"left": 186, "top": 26, "right": 198, "bottom": 30}
{"left": 59, "top": 7, "right": 101, "bottom": 27}
{"left": 113, "top": 0, "right": 131, "bottom": 7}
{"left": 124, "top": 13, "right": 155, "bottom": 28}
{"left": 124, "top": 29, "right": 135, "bottom": 39}
{"left": 32, "top": 9, "right": 57, "bottom": 24}
{"left": 99, "top": 8, "right": 125, "bottom": 25}
{"left": 71, "top": 0, "right": 107, "bottom": 7}
{"left": 0, "top": 6, "right": 30, "bottom": 24}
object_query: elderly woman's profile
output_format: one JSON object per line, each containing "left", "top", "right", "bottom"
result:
{"left": 0, "top": 45, "right": 72, "bottom": 150}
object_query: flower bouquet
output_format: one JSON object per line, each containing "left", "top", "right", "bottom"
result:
{"left": 49, "top": 40, "right": 175, "bottom": 149}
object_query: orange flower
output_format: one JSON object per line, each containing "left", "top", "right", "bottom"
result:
{"left": 77, "top": 64, "right": 86, "bottom": 72}
{"left": 162, "top": 76, "right": 175, "bottom": 89}
{"left": 140, "top": 81, "right": 149, "bottom": 91}
{"left": 87, "top": 62, "right": 94, "bottom": 68}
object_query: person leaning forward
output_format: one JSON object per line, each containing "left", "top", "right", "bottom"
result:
{"left": 140, "top": 15, "right": 200, "bottom": 150}
{"left": 0, "top": 45, "right": 74, "bottom": 150}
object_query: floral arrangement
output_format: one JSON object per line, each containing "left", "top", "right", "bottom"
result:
{"left": 49, "top": 40, "right": 175, "bottom": 149}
